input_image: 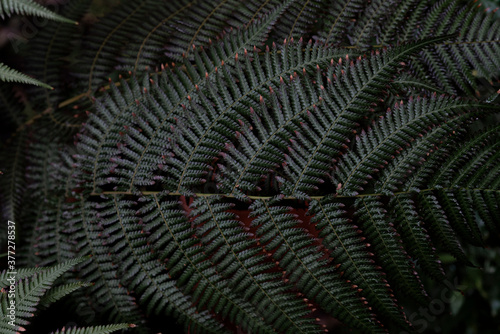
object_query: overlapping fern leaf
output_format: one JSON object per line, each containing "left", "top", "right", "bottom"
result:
{"left": 0, "top": 0, "right": 76, "bottom": 24}
{"left": 0, "top": 258, "right": 85, "bottom": 332}
{"left": 1, "top": 0, "right": 500, "bottom": 333}
{"left": 331, "top": 0, "right": 500, "bottom": 95}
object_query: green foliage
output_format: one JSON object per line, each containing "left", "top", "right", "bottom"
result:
{"left": 0, "top": 258, "right": 132, "bottom": 334}
{"left": 0, "top": 62, "right": 52, "bottom": 89}
{"left": 49, "top": 324, "right": 136, "bottom": 334}
{"left": 0, "top": 0, "right": 76, "bottom": 23}
{"left": 0, "top": 258, "right": 86, "bottom": 332}
{"left": 1, "top": 0, "right": 499, "bottom": 333}
{"left": 0, "top": 0, "right": 76, "bottom": 88}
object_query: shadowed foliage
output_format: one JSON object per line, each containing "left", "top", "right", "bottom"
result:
{"left": 0, "top": 0, "right": 499, "bottom": 333}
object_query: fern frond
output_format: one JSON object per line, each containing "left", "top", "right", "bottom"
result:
{"left": 77, "top": 32, "right": 347, "bottom": 196}
{"left": 332, "top": 96, "right": 498, "bottom": 196}
{"left": 0, "top": 0, "right": 76, "bottom": 24}
{"left": 405, "top": 125, "right": 500, "bottom": 190}
{"left": 125, "top": 0, "right": 291, "bottom": 73}
{"left": 22, "top": 0, "right": 91, "bottom": 108}
{"left": 277, "top": 36, "right": 453, "bottom": 198}
{"left": 50, "top": 324, "right": 135, "bottom": 334}
{"left": 0, "top": 257, "right": 86, "bottom": 332}
{"left": 0, "top": 133, "right": 27, "bottom": 224}
{"left": 146, "top": 193, "right": 277, "bottom": 333}
{"left": 39, "top": 281, "right": 92, "bottom": 308}
{"left": 89, "top": 194, "right": 229, "bottom": 333}
{"left": 0, "top": 62, "right": 52, "bottom": 89}
{"left": 67, "top": 199, "right": 145, "bottom": 326}
{"left": 389, "top": 195, "right": 446, "bottom": 281}
{"left": 52, "top": 324, "right": 136, "bottom": 334}
{"left": 412, "top": 1, "right": 500, "bottom": 94}
{"left": 80, "top": 0, "right": 290, "bottom": 91}
{"left": 267, "top": 0, "right": 324, "bottom": 42}
{"left": 164, "top": 0, "right": 268, "bottom": 59}
{"left": 356, "top": 0, "right": 500, "bottom": 95}
{"left": 0, "top": 267, "right": 42, "bottom": 288}
{"left": 316, "top": 0, "right": 366, "bottom": 46}
{"left": 7, "top": 1, "right": 500, "bottom": 332}
{"left": 308, "top": 197, "right": 411, "bottom": 331}
{"left": 434, "top": 189, "right": 484, "bottom": 247}
{"left": 80, "top": 0, "right": 155, "bottom": 91}
{"left": 311, "top": 0, "right": 500, "bottom": 95}
{"left": 249, "top": 197, "right": 384, "bottom": 333}
{"left": 348, "top": 0, "right": 405, "bottom": 48}
{"left": 419, "top": 192, "right": 471, "bottom": 265}
{"left": 389, "top": 73, "right": 447, "bottom": 96}
{"left": 355, "top": 197, "right": 428, "bottom": 305}
{"left": 193, "top": 195, "right": 330, "bottom": 333}
{"left": 19, "top": 144, "right": 78, "bottom": 267}
{"left": 0, "top": 84, "right": 25, "bottom": 128}
{"left": 471, "top": 189, "right": 500, "bottom": 236}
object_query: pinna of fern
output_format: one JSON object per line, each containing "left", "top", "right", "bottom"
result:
{"left": 65, "top": 28, "right": 500, "bottom": 333}
{"left": 0, "top": 0, "right": 77, "bottom": 89}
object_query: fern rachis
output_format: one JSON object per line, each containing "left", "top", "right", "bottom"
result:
{"left": 0, "top": 1, "right": 499, "bottom": 333}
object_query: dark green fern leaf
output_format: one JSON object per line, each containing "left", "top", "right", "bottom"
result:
{"left": 66, "top": 199, "right": 146, "bottom": 327}
{"left": 389, "top": 194, "right": 446, "bottom": 281}
{"left": 355, "top": 197, "right": 428, "bottom": 305}
{"left": 191, "top": 195, "right": 318, "bottom": 333}
{"left": 0, "top": 257, "right": 86, "bottom": 332}
{"left": 0, "top": 62, "right": 52, "bottom": 89}
{"left": 2, "top": 1, "right": 500, "bottom": 333}
{"left": 49, "top": 324, "right": 136, "bottom": 334}
{"left": 418, "top": 192, "right": 472, "bottom": 265}
{"left": 146, "top": 193, "right": 276, "bottom": 333}
{"left": 249, "top": 197, "right": 384, "bottom": 333}
{"left": 308, "top": 197, "right": 410, "bottom": 331}
{"left": 332, "top": 95, "right": 499, "bottom": 196}
{"left": 77, "top": 32, "right": 347, "bottom": 196}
